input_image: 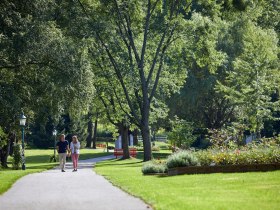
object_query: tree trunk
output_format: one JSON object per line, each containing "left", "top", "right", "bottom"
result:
{"left": 140, "top": 95, "right": 152, "bottom": 161}
{"left": 141, "top": 104, "right": 152, "bottom": 161}
{"left": 9, "top": 132, "right": 16, "bottom": 156}
{"left": 0, "top": 133, "right": 15, "bottom": 168}
{"left": 92, "top": 118, "right": 98, "bottom": 149}
{"left": 86, "top": 120, "right": 93, "bottom": 148}
{"left": 141, "top": 124, "right": 152, "bottom": 161}
{"left": 120, "top": 124, "right": 130, "bottom": 159}
{"left": 133, "top": 129, "right": 138, "bottom": 145}
{"left": 0, "top": 147, "right": 8, "bottom": 168}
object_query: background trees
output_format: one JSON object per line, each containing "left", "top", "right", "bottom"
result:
{"left": 0, "top": 0, "right": 279, "bottom": 165}
{"left": 0, "top": 0, "right": 95, "bottom": 166}
{"left": 168, "top": 0, "right": 280, "bottom": 143}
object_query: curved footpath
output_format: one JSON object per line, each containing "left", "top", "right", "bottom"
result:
{"left": 0, "top": 155, "right": 151, "bottom": 210}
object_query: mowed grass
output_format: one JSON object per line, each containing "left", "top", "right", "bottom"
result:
{"left": 95, "top": 158, "right": 280, "bottom": 210}
{"left": 0, "top": 148, "right": 111, "bottom": 195}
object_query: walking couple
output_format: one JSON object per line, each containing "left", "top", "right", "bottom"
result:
{"left": 56, "top": 134, "right": 80, "bottom": 172}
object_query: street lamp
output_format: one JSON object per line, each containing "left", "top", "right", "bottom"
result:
{"left": 52, "top": 129, "right": 57, "bottom": 162}
{"left": 19, "top": 113, "right": 27, "bottom": 170}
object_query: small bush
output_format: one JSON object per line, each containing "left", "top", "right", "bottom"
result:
{"left": 152, "top": 146, "right": 160, "bottom": 151}
{"left": 136, "top": 146, "right": 144, "bottom": 151}
{"left": 166, "top": 150, "right": 199, "bottom": 169}
{"left": 142, "top": 160, "right": 167, "bottom": 174}
{"left": 168, "top": 118, "right": 197, "bottom": 149}
{"left": 12, "top": 144, "right": 22, "bottom": 170}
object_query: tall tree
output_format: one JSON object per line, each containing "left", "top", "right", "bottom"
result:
{"left": 76, "top": 0, "right": 189, "bottom": 161}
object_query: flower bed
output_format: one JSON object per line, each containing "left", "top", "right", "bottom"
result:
{"left": 168, "top": 163, "right": 280, "bottom": 176}
{"left": 142, "top": 146, "right": 280, "bottom": 176}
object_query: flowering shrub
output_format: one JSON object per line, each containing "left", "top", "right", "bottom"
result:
{"left": 196, "top": 147, "right": 280, "bottom": 166}
{"left": 195, "top": 150, "right": 213, "bottom": 166}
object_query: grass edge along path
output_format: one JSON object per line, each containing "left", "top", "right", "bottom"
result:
{"left": 0, "top": 148, "right": 111, "bottom": 195}
{"left": 94, "top": 158, "right": 280, "bottom": 210}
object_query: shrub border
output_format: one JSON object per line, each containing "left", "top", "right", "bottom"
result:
{"left": 168, "top": 164, "right": 280, "bottom": 176}
{"left": 143, "top": 173, "right": 168, "bottom": 176}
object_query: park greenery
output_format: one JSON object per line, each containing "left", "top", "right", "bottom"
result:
{"left": 142, "top": 136, "right": 280, "bottom": 174}
{"left": 1, "top": 147, "right": 279, "bottom": 209}
{"left": 95, "top": 158, "right": 280, "bottom": 210}
{"left": 0, "top": 0, "right": 280, "bottom": 167}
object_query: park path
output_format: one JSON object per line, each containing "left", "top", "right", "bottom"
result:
{"left": 0, "top": 155, "right": 151, "bottom": 210}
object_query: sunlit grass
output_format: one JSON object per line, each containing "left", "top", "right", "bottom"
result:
{"left": 95, "top": 158, "right": 280, "bottom": 210}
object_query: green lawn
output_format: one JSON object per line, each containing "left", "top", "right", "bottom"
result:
{"left": 95, "top": 158, "right": 280, "bottom": 210}
{"left": 0, "top": 148, "right": 111, "bottom": 195}
{"left": 137, "top": 151, "right": 172, "bottom": 160}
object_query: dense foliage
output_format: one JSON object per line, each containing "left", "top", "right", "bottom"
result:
{"left": 168, "top": 117, "right": 197, "bottom": 149}
{"left": 0, "top": 0, "right": 279, "bottom": 165}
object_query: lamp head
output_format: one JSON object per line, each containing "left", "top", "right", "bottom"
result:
{"left": 52, "top": 129, "right": 57, "bottom": 136}
{"left": 19, "top": 113, "right": 27, "bottom": 126}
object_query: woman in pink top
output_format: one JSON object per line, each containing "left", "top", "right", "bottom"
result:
{"left": 70, "top": 135, "right": 80, "bottom": 172}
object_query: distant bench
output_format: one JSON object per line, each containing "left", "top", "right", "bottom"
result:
{"left": 114, "top": 148, "right": 137, "bottom": 158}
{"left": 96, "top": 143, "right": 106, "bottom": 148}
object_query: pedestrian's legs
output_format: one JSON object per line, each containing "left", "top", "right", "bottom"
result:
{"left": 75, "top": 154, "right": 79, "bottom": 169}
{"left": 59, "top": 153, "right": 63, "bottom": 170}
{"left": 71, "top": 154, "right": 76, "bottom": 169}
{"left": 62, "top": 153, "right": 66, "bottom": 169}
{"left": 71, "top": 154, "right": 79, "bottom": 170}
{"left": 59, "top": 153, "right": 66, "bottom": 170}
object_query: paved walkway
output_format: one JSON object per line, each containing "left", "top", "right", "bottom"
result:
{"left": 0, "top": 155, "right": 151, "bottom": 210}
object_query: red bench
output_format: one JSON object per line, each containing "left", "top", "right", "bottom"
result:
{"left": 96, "top": 143, "right": 106, "bottom": 148}
{"left": 114, "top": 148, "right": 137, "bottom": 158}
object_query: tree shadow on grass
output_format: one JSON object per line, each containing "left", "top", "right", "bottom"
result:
{"left": 136, "top": 152, "right": 170, "bottom": 160}
{"left": 25, "top": 164, "right": 56, "bottom": 170}
{"left": 96, "top": 160, "right": 143, "bottom": 167}
{"left": 79, "top": 152, "right": 112, "bottom": 160}
{"left": 25, "top": 155, "right": 52, "bottom": 164}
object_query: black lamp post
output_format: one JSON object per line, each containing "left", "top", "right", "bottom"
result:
{"left": 19, "top": 113, "right": 27, "bottom": 170}
{"left": 52, "top": 129, "right": 57, "bottom": 162}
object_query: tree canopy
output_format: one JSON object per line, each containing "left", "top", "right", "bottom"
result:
{"left": 0, "top": 0, "right": 279, "bottom": 164}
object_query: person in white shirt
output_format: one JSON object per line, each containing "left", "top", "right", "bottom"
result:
{"left": 70, "top": 135, "right": 80, "bottom": 172}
